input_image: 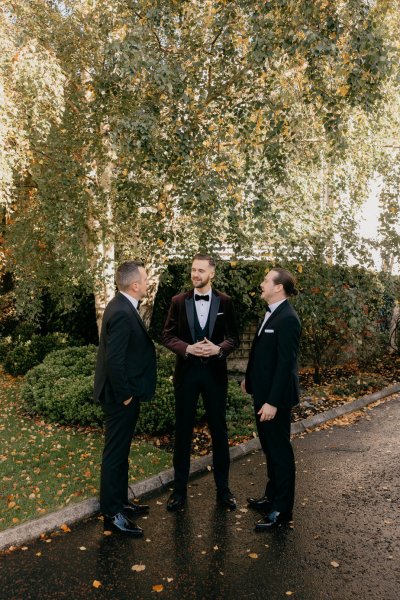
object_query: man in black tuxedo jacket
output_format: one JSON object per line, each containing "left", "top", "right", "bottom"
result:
{"left": 242, "top": 267, "right": 301, "bottom": 530}
{"left": 94, "top": 261, "right": 157, "bottom": 536}
{"left": 162, "top": 254, "right": 240, "bottom": 511}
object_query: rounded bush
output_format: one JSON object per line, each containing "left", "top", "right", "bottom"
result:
{"left": 20, "top": 344, "right": 249, "bottom": 435}
{"left": 21, "top": 345, "right": 101, "bottom": 426}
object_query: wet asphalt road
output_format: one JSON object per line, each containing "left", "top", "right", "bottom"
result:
{"left": 0, "top": 398, "right": 399, "bottom": 600}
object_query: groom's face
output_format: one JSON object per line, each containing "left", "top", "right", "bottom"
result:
{"left": 191, "top": 259, "right": 214, "bottom": 290}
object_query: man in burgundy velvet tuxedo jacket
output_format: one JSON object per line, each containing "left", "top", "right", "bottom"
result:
{"left": 162, "top": 254, "right": 240, "bottom": 511}
{"left": 243, "top": 267, "right": 301, "bottom": 530}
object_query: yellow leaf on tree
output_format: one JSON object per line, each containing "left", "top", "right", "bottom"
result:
{"left": 336, "top": 85, "right": 350, "bottom": 97}
{"left": 297, "top": 264, "right": 303, "bottom": 273}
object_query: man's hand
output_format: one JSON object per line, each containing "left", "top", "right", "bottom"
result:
{"left": 200, "top": 338, "right": 220, "bottom": 356}
{"left": 240, "top": 379, "right": 247, "bottom": 394}
{"left": 258, "top": 403, "right": 277, "bottom": 422}
{"left": 123, "top": 397, "right": 133, "bottom": 406}
{"left": 186, "top": 341, "right": 210, "bottom": 356}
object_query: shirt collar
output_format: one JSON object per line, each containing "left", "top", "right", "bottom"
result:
{"left": 267, "top": 298, "right": 286, "bottom": 313}
{"left": 120, "top": 291, "right": 139, "bottom": 310}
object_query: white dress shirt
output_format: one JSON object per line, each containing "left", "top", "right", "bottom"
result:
{"left": 258, "top": 298, "right": 286, "bottom": 335}
{"left": 194, "top": 289, "right": 212, "bottom": 329}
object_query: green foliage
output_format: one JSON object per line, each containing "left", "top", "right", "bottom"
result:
{"left": 21, "top": 345, "right": 101, "bottom": 425}
{"left": 332, "top": 374, "right": 387, "bottom": 397}
{"left": 151, "top": 259, "right": 400, "bottom": 379}
{"left": 2, "top": 0, "right": 400, "bottom": 328}
{"left": 3, "top": 332, "right": 72, "bottom": 376}
{"left": 20, "top": 343, "right": 253, "bottom": 434}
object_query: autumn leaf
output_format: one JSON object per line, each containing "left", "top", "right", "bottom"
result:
{"left": 60, "top": 524, "right": 71, "bottom": 532}
{"left": 132, "top": 564, "right": 146, "bottom": 572}
{"left": 92, "top": 580, "right": 102, "bottom": 588}
{"left": 248, "top": 553, "right": 258, "bottom": 559}
{"left": 152, "top": 584, "right": 164, "bottom": 592}
{"left": 330, "top": 561, "right": 340, "bottom": 568}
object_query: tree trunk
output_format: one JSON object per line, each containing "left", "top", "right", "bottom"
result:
{"left": 139, "top": 261, "right": 167, "bottom": 328}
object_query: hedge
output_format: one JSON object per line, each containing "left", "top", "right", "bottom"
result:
{"left": 150, "top": 260, "right": 399, "bottom": 379}
{"left": 20, "top": 344, "right": 249, "bottom": 434}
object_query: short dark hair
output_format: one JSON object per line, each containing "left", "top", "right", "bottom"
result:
{"left": 192, "top": 253, "right": 216, "bottom": 267}
{"left": 271, "top": 267, "right": 298, "bottom": 297}
{"left": 115, "top": 261, "right": 144, "bottom": 291}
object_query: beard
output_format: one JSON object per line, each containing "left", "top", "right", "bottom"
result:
{"left": 192, "top": 275, "right": 211, "bottom": 289}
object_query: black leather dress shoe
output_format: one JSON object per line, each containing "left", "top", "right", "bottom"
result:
{"left": 166, "top": 492, "right": 186, "bottom": 512}
{"left": 255, "top": 510, "right": 293, "bottom": 531}
{"left": 247, "top": 495, "right": 272, "bottom": 510}
{"left": 123, "top": 499, "right": 150, "bottom": 515}
{"left": 103, "top": 512, "right": 144, "bottom": 537}
{"left": 217, "top": 489, "right": 237, "bottom": 510}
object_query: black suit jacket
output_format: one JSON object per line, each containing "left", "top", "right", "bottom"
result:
{"left": 94, "top": 293, "right": 157, "bottom": 405}
{"left": 245, "top": 299, "right": 301, "bottom": 410}
{"left": 162, "top": 289, "right": 239, "bottom": 383}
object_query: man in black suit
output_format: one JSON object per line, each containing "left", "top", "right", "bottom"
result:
{"left": 242, "top": 267, "right": 301, "bottom": 530}
{"left": 162, "top": 254, "right": 240, "bottom": 511}
{"left": 94, "top": 261, "right": 157, "bottom": 536}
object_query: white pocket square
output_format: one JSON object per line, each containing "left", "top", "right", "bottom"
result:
{"left": 264, "top": 329, "right": 274, "bottom": 333}
{"left": 217, "top": 312, "right": 224, "bottom": 316}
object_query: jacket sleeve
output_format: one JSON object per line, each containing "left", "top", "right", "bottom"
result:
{"left": 266, "top": 316, "right": 301, "bottom": 408}
{"left": 218, "top": 297, "right": 240, "bottom": 356}
{"left": 162, "top": 299, "right": 188, "bottom": 357}
{"left": 104, "top": 310, "right": 134, "bottom": 403}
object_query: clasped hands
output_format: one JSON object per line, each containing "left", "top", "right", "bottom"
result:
{"left": 186, "top": 338, "right": 220, "bottom": 357}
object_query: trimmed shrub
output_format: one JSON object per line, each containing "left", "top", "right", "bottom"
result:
{"left": 20, "top": 344, "right": 250, "bottom": 435}
{"left": 21, "top": 345, "right": 101, "bottom": 425}
{"left": 3, "top": 332, "right": 72, "bottom": 376}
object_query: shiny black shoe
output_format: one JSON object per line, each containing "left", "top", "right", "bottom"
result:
{"left": 123, "top": 499, "right": 150, "bottom": 515}
{"left": 247, "top": 495, "right": 272, "bottom": 511}
{"left": 255, "top": 510, "right": 293, "bottom": 531}
{"left": 166, "top": 492, "right": 186, "bottom": 512}
{"left": 217, "top": 489, "right": 237, "bottom": 510}
{"left": 103, "top": 512, "right": 144, "bottom": 537}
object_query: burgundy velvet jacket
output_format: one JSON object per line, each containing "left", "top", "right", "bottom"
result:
{"left": 162, "top": 289, "right": 240, "bottom": 384}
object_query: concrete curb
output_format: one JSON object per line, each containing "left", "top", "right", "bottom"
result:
{"left": 1, "top": 382, "right": 399, "bottom": 551}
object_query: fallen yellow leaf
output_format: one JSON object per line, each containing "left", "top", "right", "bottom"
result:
{"left": 248, "top": 553, "right": 258, "bottom": 559}
{"left": 152, "top": 584, "right": 164, "bottom": 592}
{"left": 330, "top": 561, "right": 340, "bottom": 568}
{"left": 92, "top": 580, "right": 102, "bottom": 588}
{"left": 132, "top": 564, "right": 146, "bottom": 572}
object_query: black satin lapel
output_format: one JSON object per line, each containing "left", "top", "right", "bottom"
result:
{"left": 185, "top": 297, "right": 196, "bottom": 342}
{"left": 208, "top": 293, "right": 220, "bottom": 337}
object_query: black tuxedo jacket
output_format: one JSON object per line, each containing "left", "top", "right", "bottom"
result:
{"left": 162, "top": 289, "right": 239, "bottom": 382}
{"left": 94, "top": 292, "right": 157, "bottom": 405}
{"left": 245, "top": 299, "right": 301, "bottom": 410}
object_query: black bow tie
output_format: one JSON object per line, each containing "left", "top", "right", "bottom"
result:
{"left": 195, "top": 294, "right": 210, "bottom": 302}
{"left": 266, "top": 306, "right": 271, "bottom": 313}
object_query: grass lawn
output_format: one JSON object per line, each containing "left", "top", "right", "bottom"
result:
{"left": 0, "top": 371, "right": 171, "bottom": 532}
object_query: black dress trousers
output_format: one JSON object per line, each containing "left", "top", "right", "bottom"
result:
{"left": 173, "top": 360, "right": 229, "bottom": 494}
